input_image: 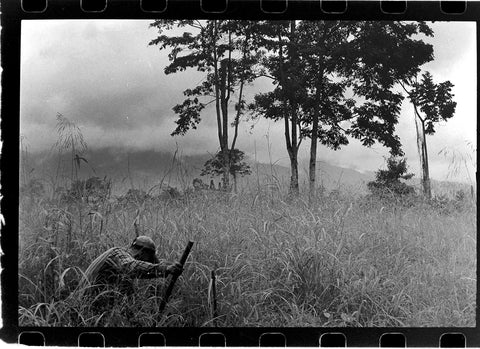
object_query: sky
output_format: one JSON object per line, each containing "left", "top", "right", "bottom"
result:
{"left": 20, "top": 20, "right": 476, "bottom": 184}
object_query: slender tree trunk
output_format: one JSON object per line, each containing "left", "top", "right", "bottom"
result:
{"left": 230, "top": 80, "right": 244, "bottom": 152}
{"left": 220, "top": 59, "right": 229, "bottom": 151}
{"left": 414, "top": 108, "right": 431, "bottom": 199}
{"left": 284, "top": 113, "right": 300, "bottom": 196}
{"left": 288, "top": 21, "right": 300, "bottom": 196}
{"left": 277, "top": 21, "right": 300, "bottom": 196}
{"left": 288, "top": 112, "right": 300, "bottom": 196}
{"left": 309, "top": 111, "right": 319, "bottom": 204}
{"left": 220, "top": 59, "right": 231, "bottom": 190}
{"left": 213, "top": 22, "right": 223, "bottom": 153}
{"left": 289, "top": 114, "right": 299, "bottom": 196}
{"left": 421, "top": 122, "right": 431, "bottom": 198}
{"left": 290, "top": 21, "right": 300, "bottom": 196}
{"left": 289, "top": 153, "right": 299, "bottom": 195}
{"left": 309, "top": 28, "right": 327, "bottom": 205}
{"left": 211, "top": 21, "right": 230, "bottom": 190}
{"left": 309, "top": 70, "right": 324, "bottom": 204}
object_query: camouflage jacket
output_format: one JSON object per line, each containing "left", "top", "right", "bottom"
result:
{"left": 79, "top": 247, "right": 168, "bottom": 292}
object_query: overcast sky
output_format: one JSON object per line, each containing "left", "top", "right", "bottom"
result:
{"left": 20, "top": 20, "right": 476, "bottom": 183}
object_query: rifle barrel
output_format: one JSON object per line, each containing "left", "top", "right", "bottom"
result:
{"left": 158, "top": 240, "right": 194, "bottom": 314}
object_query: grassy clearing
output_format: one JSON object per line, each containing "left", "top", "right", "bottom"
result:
{"left": 19, "top": 180, "right": 476, "bottom": 327}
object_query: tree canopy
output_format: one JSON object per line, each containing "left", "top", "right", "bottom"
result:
{"left": 406, "top": 71, "right": 456, "bottom": 134}
{"left": 149, "top": 20, "right": 262, "bottom": 189}
{"left": 150, "top": 21, "right": 445, "bottom": 196}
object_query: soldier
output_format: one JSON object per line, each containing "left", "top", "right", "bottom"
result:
{"left": 77, "top": 236, "right": 182, "bottom": 312}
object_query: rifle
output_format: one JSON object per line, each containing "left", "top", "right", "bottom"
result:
{"left": 158, "top": 240, "right": 194, "bottom": 314}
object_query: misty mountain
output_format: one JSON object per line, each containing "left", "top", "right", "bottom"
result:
{"left": 22, "top": 147, "right": 472, "bottom": 196}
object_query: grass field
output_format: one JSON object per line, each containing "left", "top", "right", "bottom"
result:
{"left": 18, "top": 178, "right": 476, "bottom": 327}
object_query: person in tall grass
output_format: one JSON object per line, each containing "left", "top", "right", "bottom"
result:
{"left": 76, "top": 235, "right": 182, "bottom": 312}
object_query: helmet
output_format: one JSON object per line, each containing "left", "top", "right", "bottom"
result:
{"left": 132, "top": 236, "right": 156, "bottom": 252}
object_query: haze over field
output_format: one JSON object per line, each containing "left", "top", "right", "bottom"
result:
{"left": 20, "top": 20, "right": 476, "bottom": 184}
{"left": 24, "top": 148, "right": 472, "bottom": 197}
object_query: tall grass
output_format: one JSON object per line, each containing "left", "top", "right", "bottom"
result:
{"left": 19, "top": 178, "right": 476, "bottom": 327}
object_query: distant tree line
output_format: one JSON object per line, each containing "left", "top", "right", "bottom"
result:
{"left": 149, "top": 20, "right": 456, "bottom": 199}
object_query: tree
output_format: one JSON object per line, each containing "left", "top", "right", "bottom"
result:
{"left": 296, "top": 21, "right": 355, "bottom": 202}
{"left": 338, "top": 21, "right": 438, "bottom": 199}
{"left": 249, "top": 21, "right": 307, "bottom": 196}
{"left": 400, "top": 71, "right": 456, "bottom": 199}
{"left": 200, "top": 148, "right": 251, "bottom": 192}
{"left": 341, "top": 21, "right": 435, "bottom": 156}
{"left": 367, "top": 157, "right": 415, "bottom": 198}
{"left": 252, "top": 21, "right": 434, "bottom": 200}
{"left": 149, "top": 20, "right": 259, "bottom": 190}
{"left": 152, "top": 21, "right": 437, "bottom": 199}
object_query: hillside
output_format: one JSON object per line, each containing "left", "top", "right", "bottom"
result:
{"left": 22, "top": 147, "right": 472, "bottom": 196}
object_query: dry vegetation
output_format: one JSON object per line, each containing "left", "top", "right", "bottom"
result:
{"left": 19, "top": 176, "right": 476, "bottom": 327}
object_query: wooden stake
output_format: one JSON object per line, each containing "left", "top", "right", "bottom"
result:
{"left": 210, "top": 269, "right": 218, "bottom": 326}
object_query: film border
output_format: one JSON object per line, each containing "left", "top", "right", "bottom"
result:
{"left": 1, "top": 0, "right": 479, "bottom": 346}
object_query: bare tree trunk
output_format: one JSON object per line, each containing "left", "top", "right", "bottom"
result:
{"left": 211, "top": 21, "right": 231, "bottom": 191}
{"left": 284, "top": 114, "right": 300, "bottom": 196}
{"left": 220, "top": 58, "right": 231, "bottom": 190}
{"left": 290, "top": 21, "right": 300, "bottom": 196}
{"left": 289, "top": 113, "right": 300, "bottom": 196}
{"left": 288, "top": 115, "right": 300, "bottom": 196}
{"left": 277, "top": 21, "right": 301, "bottom": 196}
{"left": 308, "top": 27, "right": 328, "bottom": 205}
{"left": 309, "top": 70, "right": 324, "bottom": 204}
{"left": 422, "top": 124, "right": 431, "bottom": 199}
{"left": 288, "top": 21, "right": 300, "bottom": 196}
{"left": 309, "top": 112, "right": 318, "bottom": 204}
{"left": 212, "top": 22, "right": 223, "bottom": 160}
{"left": 414, "top": 108, "right": 431, "bottom": 199}
{"left": 290, "top": 154, "right": 299, "bottom": 195}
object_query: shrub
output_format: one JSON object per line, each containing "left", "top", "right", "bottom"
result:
{"left": 367, "top": 157, "right": 416, "bottom": 200}
{"left": 62, "top": 176, "right": 111, "bottom": 203}
{"left": 120, "top": 188, "right": 151, "bottom": 203}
